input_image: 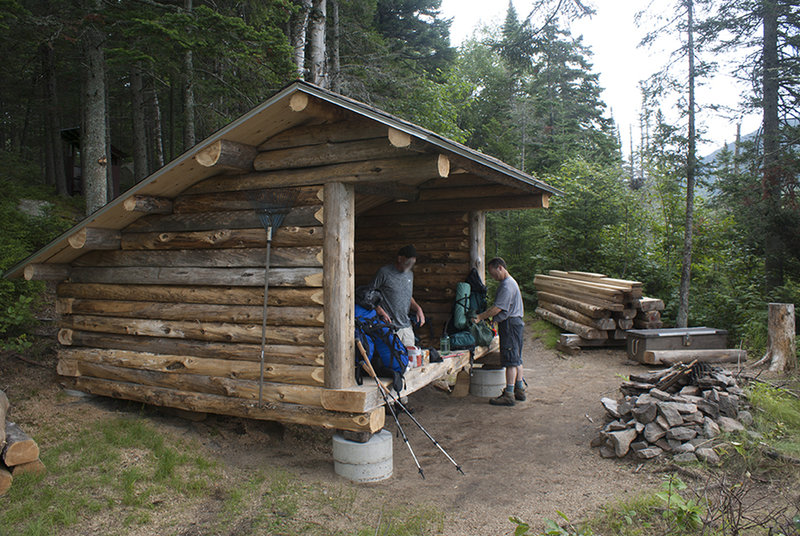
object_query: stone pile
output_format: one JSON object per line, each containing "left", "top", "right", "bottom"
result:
{"left": 592, "top": 362, "right": 751, "bottom": 463}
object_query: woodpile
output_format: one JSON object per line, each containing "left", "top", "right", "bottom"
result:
{"left": 533, "top": 270, "right": 664, "bottom": 347}
{"left": 0, "top": 390, "right": 45, "bottom": 495}
{"left": 591, "top": 362, "right": 750, "bottom": 463}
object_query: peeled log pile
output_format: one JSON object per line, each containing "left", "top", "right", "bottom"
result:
{"left": 535, "top": 271, "right": 665, "bottom": 348}
{"left": 591, "top": 362, "right": 749, "bottom": 463}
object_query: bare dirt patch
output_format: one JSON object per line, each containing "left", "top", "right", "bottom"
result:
{"left": 2, "top": 326, "right": 676, "bottom": 535}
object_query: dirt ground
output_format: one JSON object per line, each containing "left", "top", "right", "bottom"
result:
{"left": 3, "top": 326, "right": 674, "bottom": 535}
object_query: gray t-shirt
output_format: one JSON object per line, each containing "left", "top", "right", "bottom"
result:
{"left": 493, "top": 275, "right": 523, "bottom": 323}
{"left": 371, "top": 264, "right": 414, "bottom": 328}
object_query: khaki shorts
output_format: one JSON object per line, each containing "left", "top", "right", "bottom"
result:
{"left": 396, "top": 326, "right": 415, "bottom": 347}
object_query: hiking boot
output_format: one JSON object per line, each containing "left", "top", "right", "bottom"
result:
{"left": 489, "top": 390, "right": 515, "bottom": 406}
{"left": 514, "top": 386, "right": 527, "bottom": 401}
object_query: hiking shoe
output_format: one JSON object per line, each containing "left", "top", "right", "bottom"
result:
{"left": 489, "top": 390, "right": 515, "bottom": 406}
{"left": 514, "top": 386, "right": 527, "bottom": 401}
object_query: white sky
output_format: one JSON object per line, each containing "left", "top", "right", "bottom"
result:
{"left": 439, "top": 0, "right": 762, "bottom": 158}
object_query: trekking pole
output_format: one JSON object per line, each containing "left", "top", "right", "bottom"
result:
{"left": 356, "top": 340, "right": 425, "bottom": 479}
{"left": 357, "top": 341, "right": 464, "bottom": 476}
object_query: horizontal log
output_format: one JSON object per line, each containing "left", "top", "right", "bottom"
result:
{"left": 58, "top": 329, "right": 324, "bottom": 366}
{"left": 534, "top": 291, "right": 610, "bottom": 318}
{"left": 195, "top": 139, "right": 257, "bottom": 170}
{"left": 73, "top": 246, "right": 323, "bottom": 269}
{"left": 634, "top": 319, "right": 664, "bottom": 329}
{"left": 62, "top": 376, "right": 384, "bottom": 433}
{"left": 0, "top": 467, "right": 9, "bottom": 496}
{"left": 533, "top": 281, "right": 626, "bottom": 309}
{"left": 60, "top": 315, "right": 325, "bottom": 346}
{"left": 185, "top": 154, "right": 449, "bottom": 195}
{"left": 631, "top": 297, "right": 665, "bottom": 312}
{"left": 360, "top": 195, "right": 548, "bottom": 216}
{"left": 58, "top": 283, "right": 323, "bottom": 307}
{"left": 616, "top": 318, "right": 634, "bottom": 330}
{"left": 121, "top": 226, "right": 323, "bottom": 250}
{"left": 57, "top": 359, "right": 325, "bottom": 406}
{"left": 68, "top": 266, "right": 323, "bottom": 287}
{"left": 418, "top": 184, "right": 532, "bottom": 202}
{"left": 11, "top": 459, "right": 46, "bottom": 476}
{"left": 549, "top": 270, "right": 642, "bottom": 290}
{"left": 68, "top": 228, "right": 121, "bottom": 250}
{"left": 535, "top": 307, "right": 607, "bottom": 340}
{"left": 123, "top": 206, "right": 323, "bottom": 233}
{"left": 635, "top": 310, "right": 662, "bottom": 323}
{"left": 123, "top": 195, "right": 173, "bottom": 214}
{"left": 538, "top": 301, "right": 616, "bottom": 330}
{"left": 258, "top": 120, "right": 387, "bottom": 151}
{"left": 254, "top": 137, "right": 409, "bottom": 171}
{"left": 2, "top": 422, "right": 39, "bottom": 466}
{"left": 356, "top": 211, "right": 468, "bottom": 228}
{"left": 645, "top": 349, "right": 747, "bottom": 365}
{"left": 174, "top": 186, "right": 322, "bottom": 213}
{"left": 58, "top": 347, "right": 324, "bottom": 386}
{"left": 23, "top": 263, "right": 70, "bottom": 281}
{"left": 354, "top": 238, "right": 469, "bottom": 253}
{"left": 356, "top": 224, "right": 469, "bottom": 242}
{"left": 618, "top": 308, "right": 637, "bottom": 320}
{"left": 534, "top": 274, "right": 624, "bottom": 301}
{"left": 58, "top": 299, "right": 324, "bottom": 327}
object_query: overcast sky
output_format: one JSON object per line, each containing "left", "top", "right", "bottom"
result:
{"left": 438, "top": 0, "right": 762, "bottom": 157}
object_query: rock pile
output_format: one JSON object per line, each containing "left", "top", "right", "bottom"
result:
{"left": 592, "top": 362, "right": 751, "bottom": 463}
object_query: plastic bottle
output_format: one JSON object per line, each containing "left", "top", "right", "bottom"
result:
{"left": 440, "top": 334, "right": 450, "bottom": 354}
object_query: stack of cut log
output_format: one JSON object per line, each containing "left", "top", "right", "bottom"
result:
{"left": 0, "top": 390, "right": 45, "bottom": 496}
{"left": 533, "top": 270, "right": 665, "bottom": 347}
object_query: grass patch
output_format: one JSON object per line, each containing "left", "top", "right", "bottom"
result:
{"left": 747, "top": 380, "right": 800, "bottom": 456}
{"left": 530, "top": 315, "right": 561, "bottom": 349}
{"left": 0, "top": 416, "right": 218, "bottom": 536}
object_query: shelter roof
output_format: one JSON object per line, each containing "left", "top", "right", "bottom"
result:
{"left": 6, "top": 80, "right": 560, "bottom": 279}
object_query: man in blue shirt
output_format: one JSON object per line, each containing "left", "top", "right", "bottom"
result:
{"left": 473, "top": 257, "right": 525, "bottom": 406}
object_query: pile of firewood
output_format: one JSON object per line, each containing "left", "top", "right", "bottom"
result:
{"left": 533, "top": 270, "right": 665, "bottom": 347}
{"left": 1, "top": 390, "right": 45, "bottom": 496}
{"left": 591, "top": 362, "right": 749, "bottom": 462}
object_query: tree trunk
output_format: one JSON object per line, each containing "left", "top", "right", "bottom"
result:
{"left": 329, "top": 0, "right": 341, "bottom": 91}
{"left": 763, "top": 303, "right": 796, "bottom": 372}
{"left": 41, "top": 42, "right": 68, "bottom": 196}
{"left": 308, "top": 0, "right": 327, "bottom": 87}
{"left": 81, "top": 0, "right": 109, "bottom": 215}
{"left": 291, "top": 0, "right": 312, "bottom": 79}
{"left": 182, "top": 0, "right": 196, "bottom": 150}
{"left": 762, "top": 0, "right": 783, "bottom": 290}
{"left": 148, "top": 83, "right": 165, "bottom": 169}
{"left": 130, "top": 63, "right": 148, "bottom": 182}
{"left": 676, "top": 0, "right": 696, "bottom": 328}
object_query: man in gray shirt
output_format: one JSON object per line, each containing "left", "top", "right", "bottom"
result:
{"left": 370, "top": 245, "right": 425, "bottom": 346}
{"left": 473, "top": 257, "right": 525, "bottom": 406}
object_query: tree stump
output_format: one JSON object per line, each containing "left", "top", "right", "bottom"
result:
{"left": 763, "top": 303, "right": 796, "bottom": 372}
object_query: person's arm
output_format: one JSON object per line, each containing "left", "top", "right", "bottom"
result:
{"left": 473, "top": 305, "right": 502, "bottom": 323}
{"left": 410, "top": 297, "right": 425, "bottom": 326}
{"left": 375, "top": 305, "right": 392, "bottom": 325}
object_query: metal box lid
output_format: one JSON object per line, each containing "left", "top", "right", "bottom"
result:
{"left": 626, "top": 327, "right": 728, "bottom": 339}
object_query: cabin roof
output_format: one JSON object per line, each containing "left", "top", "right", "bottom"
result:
{"left": 6, "top": 80, "right": 559, "bottom": 279}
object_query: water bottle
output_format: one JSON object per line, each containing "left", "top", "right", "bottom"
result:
{"left": 440, "top": 334, "right": 450, "bottom": 354}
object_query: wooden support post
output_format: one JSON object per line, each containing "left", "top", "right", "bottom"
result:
{"left": 469, "top": 211, "right": 485, "bottom": 282}
{"left": 194, "top": 139, "right": 257, "bottom": 171}
{"left": 324, "top": 182, "right": 355, "bottom": 389}
{"left": 23, "top": 263, "right": 70, "bottom": 281}
{"left": 762, "top": 303, "right": 797, "bottom": 372}
{"left": 68, "top": 228, "right": 121, "bottom": 250}
{"left": 123, "top": 195, "right": 173, "bottom": 214}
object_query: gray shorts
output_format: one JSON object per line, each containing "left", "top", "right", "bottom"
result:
{"left": 498, "top": 317, "right": 524, "bottom": 367}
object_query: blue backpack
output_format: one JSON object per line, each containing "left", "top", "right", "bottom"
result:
{"left": 354, "top": 304, "right": 408, "bottom": 393}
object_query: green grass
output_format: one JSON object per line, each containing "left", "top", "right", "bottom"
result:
{"left": 530, "top": 315, "right": 562, "bottom": 349}
{"left": 746, "top": 380, "right": 800, "bottom": 456}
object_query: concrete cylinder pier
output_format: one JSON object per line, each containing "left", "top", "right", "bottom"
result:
{"left": 470, "top": 367, "right": 506, "bottom": 397}
{"left": 333, "top": 429, "right": 393, "bottom": 482}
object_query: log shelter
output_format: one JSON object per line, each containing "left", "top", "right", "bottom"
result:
{"left": 6, "top": 81, "right": 560, "bottom": 434}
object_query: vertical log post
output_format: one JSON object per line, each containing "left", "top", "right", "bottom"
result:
{"left": 324, "top": 182, "right": 355, "bottom": 388}
{"left": 764, "top": 303, "right": 796, "bottom": 372}
{"left": 469, "top": 211, "right": 486, "bottom": 283}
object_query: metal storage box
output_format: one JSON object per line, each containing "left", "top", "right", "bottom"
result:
{"left": 626, "top": 327, "right": 728, "bottom": 363}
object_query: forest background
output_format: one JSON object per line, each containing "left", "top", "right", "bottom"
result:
{"left": 0, "top": 0, "right": 798, "bottom": 361}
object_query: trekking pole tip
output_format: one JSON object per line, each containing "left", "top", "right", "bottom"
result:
{"left": 457, "top": 466, "right": 465, "bottom": 476}
{"left": 419, "top": 469, "right": 425, "bottom": 479}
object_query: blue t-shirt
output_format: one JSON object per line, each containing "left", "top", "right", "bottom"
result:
{"left": 493, "top": 275, "right": 523, "bottom": 322}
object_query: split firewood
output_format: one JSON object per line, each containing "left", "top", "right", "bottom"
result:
{"left": 11, "top": 458, "right": 46, "bottom": 476}
{"left": 2, "top": 422, "right": 40, "bottom": 466}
